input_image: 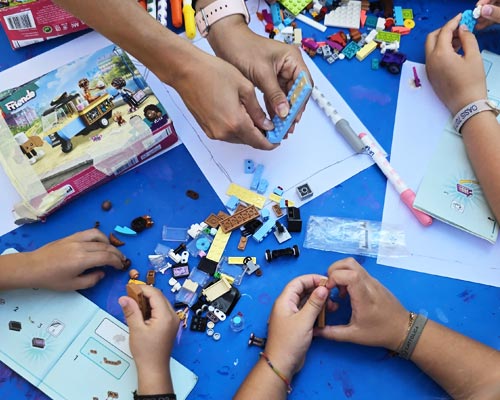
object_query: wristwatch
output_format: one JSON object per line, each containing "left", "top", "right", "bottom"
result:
{"left": 195, "top": 0, "right": 250, "bottom": 38}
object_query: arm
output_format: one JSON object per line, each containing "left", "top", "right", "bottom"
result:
{"left": 318, "top": 258, "right": 500, "bottom": 400}
{"left": 476, "top": 0, "right": 500, "bottom": 29}
{"left": 235, "top": 274, "right": 329, "bottom": 400}
{"left": 198, "top": 0, "right": 313, "bottom": 128}
{"left": 119, "top": 285, "right": 179, "bottom": 396}
{"left": 54, "top": 0, "right": 276, "bottom": 150}
{"left": 425, "top": 15, "right": 500, "bottom": 221}
{"left": 0, "top": 229, "right": 127, "bottom": 291}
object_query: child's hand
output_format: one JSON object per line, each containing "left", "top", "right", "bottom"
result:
{"left": 425, "top": 14, "right": 487, "bottom": 115}
{"left": 11, "top": 229, "right": 127, "bottom": 291}
{"left": 119, "top": 285, "right": 179, "bottom": 395}
{"left": 476, "top": 0, "right": 500, "bottom": 29}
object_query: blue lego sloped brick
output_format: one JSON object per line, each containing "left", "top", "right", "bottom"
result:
{"left": 393, "top": 6, "right": 404, "bottom": 26}
{"left": 250, "top": 164, "right": 264, "bottom": 191}
{"left": 257, "top": 178, "right": 269, "bottom": 194}
{"left": 226, "top": 195, "right": 239, "bottom": 211}
{"left": 341, "top": 41, "right": 360, "bottom": 59}
{"left": 266, "top": 71, "right": 312, "bottom": 144}
{"left": 460, "top": 10, "right": 477, "bottom": 32}
{"left": 252, "top": 218, "right": 276, "bottom": 242}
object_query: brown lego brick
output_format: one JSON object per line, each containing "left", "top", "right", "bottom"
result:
{"left": 234, "top": 203, "right": 248, "bottom": 214}
{"left": 126, "top": 283, "right": 151, "bottom": 320}
{"left": 146, "top": 270, "right": 155, "bottom": 286}
{"left": 272, "top": 203, "right": 284, "bottom": 218}
{"left": 217, "top": 210, "right": 230, "bottom": 220}
{"left": 219, "top": 205, "right": 260, "bottom": 233}
{"left": 237, "top": 236, "right": 248, "bottom": 251}
{"left": 205, "top": 213, "right": 221, "bottom": 228}
{"left": 316, "top": 278, "right": 328, "bottom": 328}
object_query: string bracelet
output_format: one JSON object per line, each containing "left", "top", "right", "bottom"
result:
{"left": 259, "top": 352, "right": 293, "bottom": 394}
{"left": 398, "top": 313, "right": 428, "bottom": 360}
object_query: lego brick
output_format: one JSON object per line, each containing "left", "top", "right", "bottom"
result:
{"left": 234, "top": 203, "right": 247, "bottom": 214}
{"left": 252, "top": 218, "right": 276, "bottom": 242}
{"left": 225, "top": 195, "right": 240, "bottom": 211}
{"left": 198, "top": 257, "right": 218, "bottom": 275}
{"left": 205, "top": 213, "right": 221, "bottom": 228}
{"left": 226, "top": 183, "right": 266, "bottom": 209}
{"left": 219, "top": 205, "right": 260, "bottom": 233}
{"left": 244, "top": 159, "right": 255, "bottom": 173}
{"left": 279, "top": 0, "right": 311, "bottom": 15}
{"left": 237, "top": 235, "right": 248, "bottom": 250}
{"left": 293, "top": 28, "right": 302, "bottom": 46}
{"left": 202, "top": 277, "right": 232, "bottom": 302}
{"left": 365, "top": 14, "right": 378, "bottom": 29}
{"left": 272, "top": 203, "right": 284, "bottom": 218}
{"left": 402, "top": 9, "right": 413, "bottom": 20}
{"left": 391, "top": 26, "right": 411, "bottom": 35}
{"left": 296, "top": 183, "right": 313, "bottom": 200}
{"left": 228, "top": 256, "right": 256, "bottom": 264}
{"left": 323, "top": 0, "right": 361, "bottom": 29}
{"left": 287, "top": 206, "right": 302, "bottom": 232}
{"left": 356, "top": 41, "right": 378, "bottom": 61}
{"left": 270, "top": 2, "right": 282, "bottom": 25}
{"left": 206, "top": 228, "right": 231, "bottom": 262}
{"left": 460, "top": 10, "right": 477, "bottom": 31}
{"left": 341, "top": 41, "right": 360, "bottom": 59}
{"left": 393, "top": 6, "right": 404, "bottom": 25}
{"left": 371, "top": 58, "right": 380, "bottom": 70}
{"left": 250, "top": 164, "right": 264, "bottom": 191}
{"left": 269, "top": 193, "right": 282, "bottom": 203}
{"left": 375, "top": 31, "right": 401, "bottom": 43}
{"left": 256, "top": 178, "right": 269, "bottom": 194}
{"left": 266, "top": 71, "right": 313, "bottom": 144}
{"left": 183, "top": 279, "right": 199, "bottom": 292}
{"left": 126, "top": 283, "right": 151, "bottom": 320}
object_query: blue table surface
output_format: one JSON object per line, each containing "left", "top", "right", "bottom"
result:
{"left": 1, "top": 1, "right": 499, "bottom": 399}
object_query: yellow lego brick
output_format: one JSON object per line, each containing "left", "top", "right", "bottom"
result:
{"left": 206, "top": 228, "right": 231, "bottom": 263}
{"left": 356, "top": 41, "right": 377, "bottom": 61}
{"left": 183, "top": 279, "right": 199, "bottom": 292}
{"left": 227, "top": 256, "right": 257, "bottom": 264}
{"left": 226, "top": 183, "right": 266, "bottom": 209}
{"left": 269, "top": 193, "right": 282, "bottom": 203}
{"left": 293, "top": 28, "right": 302, "bottom": 46}
{"left": 220, "top": 273, "right": 235, "bottom": 285}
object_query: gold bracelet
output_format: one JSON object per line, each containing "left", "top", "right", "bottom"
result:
{"left": 390, "top": 311, "right": 416, "bottom": 356}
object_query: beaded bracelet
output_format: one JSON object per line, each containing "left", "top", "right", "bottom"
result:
{"left": 259, "top": 352, "right": 293, "bottom": 394}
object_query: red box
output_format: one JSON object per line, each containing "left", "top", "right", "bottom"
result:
{"left": 0, "top": 0, "right": 88, "bottom": 49}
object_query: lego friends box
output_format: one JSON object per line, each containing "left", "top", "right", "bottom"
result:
{"left": 0, "top": 42, "right": 178, "bottom": 223}
{"left": 0, "top": 0, "right": 88, "bottom": 49}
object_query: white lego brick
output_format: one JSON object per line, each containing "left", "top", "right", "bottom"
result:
{"left": 324, "top": 0, "right": 361, "bottom": 29}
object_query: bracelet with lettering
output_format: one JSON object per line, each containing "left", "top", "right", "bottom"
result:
{"left": 452, "top": 99, "right": 500, "bottom": 134}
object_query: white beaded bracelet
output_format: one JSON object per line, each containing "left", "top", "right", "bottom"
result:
{"left": 452, "top": 99, "right": 500, "bottom": 135}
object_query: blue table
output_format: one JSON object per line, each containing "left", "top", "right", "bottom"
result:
{"left": 1, "top": 1, "right": 499, "bottom": 399}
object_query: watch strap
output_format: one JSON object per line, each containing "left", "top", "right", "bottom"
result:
{"left": 453, "top": 99, "right": 500, "bottom": 135}
{"left": 195, "top": 0, "right": 250, "bottom": 38}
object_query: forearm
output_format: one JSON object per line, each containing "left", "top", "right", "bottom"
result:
{"left": 137, "top": 367, "right": 174, "bottom": 396}
{"left": 53, "top": 0, "right": 201, "bottom": 88}
{"left": 410, "top": 319, "right": 500, "bottom": 399}
{"left": 234, "top": 358, "right": 290, "bottom": 400}
{"left": 461, "top": 112, "right": 500, "bottom": 220}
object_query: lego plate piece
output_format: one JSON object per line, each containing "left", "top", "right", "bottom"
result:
{"left": 324, "top": 0, "right": 362, "bottom": 29}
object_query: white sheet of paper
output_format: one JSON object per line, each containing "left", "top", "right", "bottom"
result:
{"left": 147, "top": 16, "right": 375, "bottom": 210}
{"left": 378, "top": 61, "right": 500, "bottom": 288}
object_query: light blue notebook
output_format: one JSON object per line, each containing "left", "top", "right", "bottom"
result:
{"left": 0, "top": 250, "right": 198, "bottom": 400}
{"left": 414, "top": 50, "right": 500, "bottom": 243}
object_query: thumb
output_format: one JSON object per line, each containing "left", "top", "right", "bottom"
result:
{"left": 481, "top": 5, "right": 500, "bottom": 22}
{"left": 265, "top": 83, "right": 290, "bottom": 119}
{"left": 458, "top": 23, "right": 481, "bottom": 56}
{"left": 118, "top": 296, "right": 144, "bottom": 329}
{"left": 319, "top": 324, "right": 355, "bottom": 343}
{"left": 300, "top": 286, "right": 329, "bottom": 326}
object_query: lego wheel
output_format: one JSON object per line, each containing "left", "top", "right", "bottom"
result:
{"left": 265, "top": 249, "right": 272, "bottom": 262}
{"left": 292, "top": 244, "right": 300, "bottom": 257}
{"left": 98, "top": 117, "right": 110, "bottom": 129}
{"left": 61, "top": 139, "right": 73, "bottom": 153}
{"left": 387, "top": 64, "right": 401, "bottom": 75}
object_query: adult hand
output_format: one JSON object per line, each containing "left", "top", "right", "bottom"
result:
{"left": 24, "top": 229, "right": 127, "bottom": 291}
{"left": 119, "top": 285, "right": 179, "bottom": 395}
{"left": 425, "top": 14, "right": 487, "bottom": 115}
{"left": 476, "top": 0, "right": 500, "bottom": 29}
{"left": 317, "top": 258, "right": 409, "bottom": 352}
{"left": 172, "top": 48, "right": 277, "bottom": 150}
{"left": 208, "top": 18, "right": 313, "bottom": 137}
{"left": 265, "top": 274, "right": 329, "bottom": 379}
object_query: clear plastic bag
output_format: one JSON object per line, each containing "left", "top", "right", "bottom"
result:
{"left": 304, "top": 216, "right": 409, "bottom": 258}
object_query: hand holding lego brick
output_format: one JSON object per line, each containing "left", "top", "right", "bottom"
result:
{"left": 317, "top": 258, "right": 408, "bottom": 352}
{"left": 425, "top": 14, "right": 486, "bottom": 115}
{"left": 475, "top": 0, "right": 500, "bottom": 29}
{"left": 0, "top": 229, "right": 127, "bottom": 291}
{"left": 119, "top": 285, "right": 179, "bottom": 396}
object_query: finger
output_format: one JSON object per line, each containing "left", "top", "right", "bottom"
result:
{"left": 326, "top": 257, "right": 363, "bottom": 287}
{"left": 316, "top": 324, "right": 354, "bottom": 342}
{"left": 280, "top": 274, "right": 327, "bottom": 302}
{"left": 424, "top": 27, "right": 440, "bottom": 57}
{"left": 480, "top": 4, "right": 500, "bottom": 22}
{"left": 74, "top": 248, "right": 127, "bottom": 271}
{"left": 64, "top": 228, "right": 110, "bottom": 244}
{"left": 260, "top": 78, "right": 290, "bottom": 119}
{"left": 435, "top": 14, "right": 462, "bottom": 51}
{"left": 118, "top": 295, "right": 145, "bottom": 328}
{"left": 71, "top": 270, "right": 105, "bottom": 290}
{"left": 458, "top": 23, "right": 481, "bottom": 57}
{"left": 239, "top": 81, "right": 274, "bottom": 131}
{"left": 139, "top": 285, "right": 175, "bottom": 318}
{"left": 299, "top": 286, "right": 329, "bottom": 326}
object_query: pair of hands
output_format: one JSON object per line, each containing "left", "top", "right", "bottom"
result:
{"left": 171, "top": 16, "right": 312, "bottom": 150}
{"left": 425, "top": 1, "right": 500, "bottom": 115}
{"left": 265, "top": 258, "right": 409, "bottom": 379}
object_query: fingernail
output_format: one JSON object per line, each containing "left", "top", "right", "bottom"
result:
{"left": 460, "top": 24, "right": 469, "bottom": 31}
{"left": 317, "top": 286, "right": 328, "bottom": 300}
{"left": 118, "top": 297, "right": 127, "bottom": 307}
{"left": 482, "top": 5, "right": 493, "bottom": 16}
{"left": 262, "top": 118, "right": 274, "bottom": 130}
{"left": 277, "top": 102, "right": 289, "bottom": 118}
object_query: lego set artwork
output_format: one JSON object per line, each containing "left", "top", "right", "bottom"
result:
{"left": 0, "top": 43, "right": 178, "bottom": 222}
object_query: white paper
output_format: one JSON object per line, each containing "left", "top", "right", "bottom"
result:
{"left": 378, "top": 61, "right": 500, "bottom": 287}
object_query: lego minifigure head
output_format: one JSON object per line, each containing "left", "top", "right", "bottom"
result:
{"left": 143, "top": 104, "right": 162, "bottom": 122}
{"left": 111, "top": 77, "right": 126, "bottom": 89}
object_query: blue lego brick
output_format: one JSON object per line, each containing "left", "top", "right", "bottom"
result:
{"left": 371, "top": 58, "right": 380, "bottom": 70}
{"left": 257, "top": 178, "right": 269, "bottom": 194}
{"left": 393, "top": 6, "right": 404, "bottom": 26}
{"left": 460, "top": 10, "right": 477, "bottom": 32}
{"left": 270, "top": 3, "right": 282, "bottom": 25}
{"left": 365, "top": 15, "right": 377, "bottom": 29}
{"left": 266, "top": 71, "right": 312, "bottom": 144}
{"left": 341, "top": 41, "right": 360, "bottom": 60}
{"left": 252, "top": 218, "right": 276, "bottom": 242}
{"left": 244, "top": 159, "right": 255, "bottom": 174}
{"left": 250, "top": 164, "right": 264, "bottom": 191}
{"left": 260, "top": 208, "right": 271, "bottom": 221}
{"left": 226, "top": 195, "right": 239, "bottom": 211}
{"left": 273, "top": 186, "right": 284, "bottom": 196}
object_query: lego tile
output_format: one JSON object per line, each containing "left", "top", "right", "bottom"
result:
{"left": 228, "top": 256, "right": 256, "bottom": 264}
{"left": 375, "top": 31, "right": 401, "bottom": 43}
{"left": 279, "top": 0, "right": 311, "bottom": 16}
{"left": 266, "top": 71, "right": 313, "bottom": 144}
{"left": 206, "top": 228, "right": 231, "bottom": 263}
{"left": 356, "top": 40, "right": 378, "bottom": 61}
{"left": 324, "top": 0, "right": 362, "bottom": 29}
{"left": 402, "top": 9, "right": 413, "bottom": 20}
{"left": 226, "top": 183, "right": 266, "bottom": 209}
